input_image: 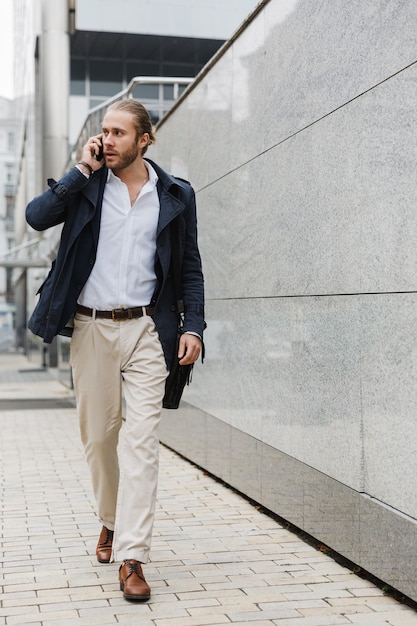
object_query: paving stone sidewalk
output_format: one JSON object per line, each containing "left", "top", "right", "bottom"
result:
{"left": 1, "top": 351, "right": 417, "bottom": 626}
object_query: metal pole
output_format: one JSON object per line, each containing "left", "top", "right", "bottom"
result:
{"left": 40, "top": 0, "right": 70, "bottom": 183}
{"left": 38, "top": 0, "right": 70, "bottom": 366}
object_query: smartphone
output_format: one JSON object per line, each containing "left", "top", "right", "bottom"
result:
{"left": 96, "top": 139, "right": 104, "bottom": 161}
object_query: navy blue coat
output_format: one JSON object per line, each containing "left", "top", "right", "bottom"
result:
{"left": 25, "top": 159, "right": 205, "bottom": 367}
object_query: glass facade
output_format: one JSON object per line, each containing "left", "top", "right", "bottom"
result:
{"left": 70, "top": 59, "right": 86, "bottom": 95}
{"left": 90, "top": 60, "right": 123, "bottom": 97}
{"left": 69, "top": 31, "right": 223, "bottom": 119}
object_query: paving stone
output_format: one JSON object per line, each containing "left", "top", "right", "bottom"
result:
{"left": 0, "top": 352, "right": 416, "bottom": 626}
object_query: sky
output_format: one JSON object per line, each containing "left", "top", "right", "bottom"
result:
{"left": 0, "top": 0, "right": 15, "bottom": 100}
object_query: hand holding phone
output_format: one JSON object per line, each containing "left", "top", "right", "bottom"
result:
{"left": 96, "top": 139, "right": 104, "bottom": 161}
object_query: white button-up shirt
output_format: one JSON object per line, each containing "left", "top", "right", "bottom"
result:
{"left": 78, "top": 161, "right": 160, "bottom": 310}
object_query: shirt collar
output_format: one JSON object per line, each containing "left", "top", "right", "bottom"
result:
{"left": 144, "top": 160, "right": 158, "bottom": 188}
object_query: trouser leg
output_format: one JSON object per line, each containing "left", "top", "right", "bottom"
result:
{"left": 70, "top": 313, "right": 123, "bottom": 531}
{"left": 114, "top": 317, "right": 167, "bottom": 563}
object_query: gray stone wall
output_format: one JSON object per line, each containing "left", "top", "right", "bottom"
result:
{"left": 151, "top": 0, "right": 417, "bottom": 601}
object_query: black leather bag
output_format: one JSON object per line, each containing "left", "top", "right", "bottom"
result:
{"left": 163, "top": 326, "right": 193, "bottom": 409}
{"left": 162, "top": 219, "right": 193, "bottom": 409}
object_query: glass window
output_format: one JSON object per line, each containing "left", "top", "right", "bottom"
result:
{"left": 7, "top": 132, "right": 15, "bottom": 151}
{"left": 6, "top": 198, "right": 14, "bottom": 219}
{"left": 147, "top": 110, "right": 161, "bottom": 125}
{"left": 131, "top": 84, "right": 159, "bottom": 100}
{"left": 163, "top": 84, "right": 174, "bottom": 100}
{"left": 161, "top": 64, "right": 195, "bottom": 77}
{"left": 126, "top": 62, "right": 159, "bottom": 80}
{"left": 71, "top": 59, "right": 86, "bottom": 95}
{"left": 6, "top": 164, "right": 13, "bottom": 183}
{"left": 89, "top": 98, "right": 107, "bottom": 110}
{"left": 90, "top": 61, "right": 123, "bottom": 97}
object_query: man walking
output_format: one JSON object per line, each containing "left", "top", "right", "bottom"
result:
{"left": 26, "top": 100, "right": 205, "bottom": 601}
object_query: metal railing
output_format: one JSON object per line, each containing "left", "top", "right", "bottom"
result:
{"left": 67, "top": 76, "right": 193, "bottom": 169}
{"left": 0, "top": 237, "right": 52, "bottom": 269}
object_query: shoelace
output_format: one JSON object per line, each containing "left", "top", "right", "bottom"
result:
{"left": 123, "top": 559, "right": 145, "bottom": 581}
{"left": 99, "top": 528, "right": 113, "bottom": 546}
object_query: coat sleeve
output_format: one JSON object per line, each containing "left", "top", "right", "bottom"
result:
{"left": 26, "top": 167, "right": 91, "bottom": 231}
{"left": 181, "top": 185, "right": 205, "bottom": 338}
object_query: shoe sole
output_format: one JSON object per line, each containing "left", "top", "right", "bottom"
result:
{"left": 120, "top": 582, "right": 150, "bottom": 602}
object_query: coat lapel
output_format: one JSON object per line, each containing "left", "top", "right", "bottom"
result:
{"left": 145, "top": 160, "right": 187, "bottom": 281}
{"left": 145, "top": 159, "right": 186, "bottom": 237}
{"left": 156, "top": 184, "right": 184, "bottom": 235}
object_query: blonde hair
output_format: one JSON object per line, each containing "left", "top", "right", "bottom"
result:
{"left": 107, "top": 100, "right": 156, "bottom": 154}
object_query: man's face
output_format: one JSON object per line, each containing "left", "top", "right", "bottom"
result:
{"left": 101, "top": 110, "right": 148, "bottom": 171}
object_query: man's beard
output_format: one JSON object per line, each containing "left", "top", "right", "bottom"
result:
{"left": 110, "top": 141, "right": 140, "bottom": 172}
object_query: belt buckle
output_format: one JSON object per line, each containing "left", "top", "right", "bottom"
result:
{"left": 111, "top": 308, "right": 125, "bottom": 321}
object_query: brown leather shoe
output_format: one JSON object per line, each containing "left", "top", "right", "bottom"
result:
{"left": 119, "top": 559, "right": 151, "bottom": 602}
{"left": 96, "top": 526, "right": 114, "bottom": 563}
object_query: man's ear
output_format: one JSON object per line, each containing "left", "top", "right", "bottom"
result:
{"left": 138, "top": 133, "right": 150, "bottom": 149}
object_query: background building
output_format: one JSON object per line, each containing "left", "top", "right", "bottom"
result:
{"left": 0, "top": 97, "right": 18, "bottom": 350}
{"left": 69, "top": 0, "right": 252, "bottom": 145}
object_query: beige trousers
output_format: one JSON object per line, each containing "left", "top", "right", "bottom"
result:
{"left": 70, "top": 311, "right": 168, "bottom": 563}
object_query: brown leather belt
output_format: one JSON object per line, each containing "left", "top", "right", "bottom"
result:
{"left": 76, "top": 303, "right": 155, "bottom": 321}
